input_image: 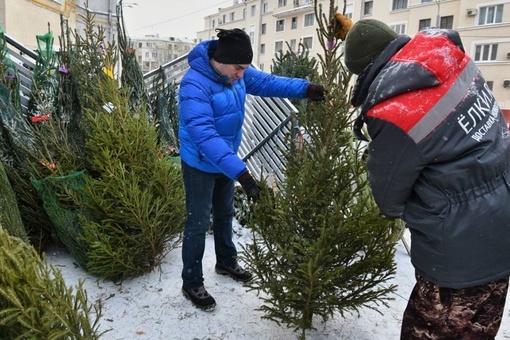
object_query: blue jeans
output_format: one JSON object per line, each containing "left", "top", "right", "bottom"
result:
{"left": 181, "top": 161, "right": 237, "bottom": 289}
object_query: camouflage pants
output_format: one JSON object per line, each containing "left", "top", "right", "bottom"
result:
{"left": 400, "top": 274, "right": 509, "bottom": 339}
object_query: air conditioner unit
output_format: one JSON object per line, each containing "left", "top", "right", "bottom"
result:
{"left": 466, "top": 8, "right": 477, "bottom": 16}
{"left": 504, "top": 80, "right": 510, "bottom": 88}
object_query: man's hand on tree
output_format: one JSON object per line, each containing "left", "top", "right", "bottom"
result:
{"left": 238, "top": 171, "right": 260, "bottom": 203}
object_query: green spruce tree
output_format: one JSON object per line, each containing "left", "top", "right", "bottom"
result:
{"left": 0, "top": 228, "right": 102, "bottom": 339}
{"left": 242, "top": 1, "right": 400, "bottom": 339}
{"left": 0, "top": 158, "right": 27, "bottom": 241}
{"left": 148, "top": 68, "right": 180, "bottom": 153}
{"left": 80, "top": 75, "right": 185, "bottom": 281}
{"left": 29, "top": 13, "right": 113, "bottom": 261}
{"left": 117, "top": 1, "right": 151, "bottom": 113}
{"left": 27, "top": 10, "right": 186, "bottom": 280}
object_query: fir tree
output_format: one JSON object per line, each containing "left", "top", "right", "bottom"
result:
{"left": 148, "top": 68, "right": 180, "bottom": 153}
{"left": 0, "top": 61, "right": 54, "bottom": 251}
{"left": 27, "top": 14, "right": 109, "bottom": 259}
{"left": 27, "top": 10, "right": 186, "bottom": 280}
{"left": 271, "top": 42, "right": 319, "bottom": 84}
{"left": 0, "top": 228, "right": 103, "bottom": 339}
{"left": 28, "top": 30, "right": 58, "bottom": 120}
{"left": 117, "top": 1, "right": 151, "bottom": 113}
{"left": 117, "top": 1, "right": 179, "bottom": 152}
{"left": 242, "top": 1, "right": 400, "bottom": 339}
{"left": 80, "top": 75, "right": 185, "bottom": 281}
{"left": 0, "top": 158, "right": 27, "bottom": 241}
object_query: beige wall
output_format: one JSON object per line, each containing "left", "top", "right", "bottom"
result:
{"left": 0, "top": 0, "right": 6, "bottom": 33}
{"left": 2, "top": 0, "right": 77, "bottom": 50}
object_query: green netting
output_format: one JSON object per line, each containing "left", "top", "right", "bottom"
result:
{"left": 31, "top": 170, "right": 90, "bottom": 268}
{"left": 29, "top": 31, "right": 58, "bottom": 117}
{"left": 0, "top": 159, "right": 28, "bottom": 240}
{"left": 166, "top": 154, "right": 181, "bottom": 166}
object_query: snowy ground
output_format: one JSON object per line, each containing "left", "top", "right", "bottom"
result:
{"left": 47, "top": 225, "right": 510, "bottom": 340}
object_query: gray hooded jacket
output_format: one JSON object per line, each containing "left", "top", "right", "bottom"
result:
{"left": 352, "top": 28, "right": 510, "bottom": 289}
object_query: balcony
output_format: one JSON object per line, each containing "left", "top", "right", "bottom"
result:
{"left": 273, "top": 0, "right": 313, "bottom": 18}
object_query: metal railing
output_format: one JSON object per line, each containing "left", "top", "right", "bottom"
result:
{"left": 5, "top": 34, "right": 37, "bottom": 114}
{"left": 143, "top": 55, "right": 299, "bottom": 189}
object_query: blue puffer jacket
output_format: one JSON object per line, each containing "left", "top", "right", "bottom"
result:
{"left": 178, "top": 40, "right": 309, "bottom": 179}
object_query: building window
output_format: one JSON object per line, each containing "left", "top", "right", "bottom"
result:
{"left": 418, "top": 18, "right": 431, "bottom": 31}
{"left": 249, "top": 26, "right": 255, "bottom": 44}
{"left": 145, "top": 52, "right": 149, "bottom": 58}
{"left": 223, "top": 14, "right": 226, "bottom": 23}
{"left": 363, "top": 0, "right": 373, "bottom": 16}
{"left": 260, "top": 43, "right": 266, "bottom": 54}
{"left": 152, "top": 52, "right": 157, "bottom": 58}
{"left": 261, "top": 23, "right": 266, "bottom": 35}
{"left": 302, "top": 36, "right": 313, "bottom": 49}
{"left": 474, "top": 44, "right": 498, "bottom": 61}
{"left": 251, "top": 5, "right": 256, "bottom": 16}
{"left": 421, "top": 0, "right": 432, "bottom": 2}
{"left": 390, "top": 23, "right": 406, "bottom": 34}
{"left": 138, "top": 42, "right": 142, "bottom": 48}
{"left": 260, "top": 63, "right": 264, "bottom": 71}
{"left": 290, "top": 39, "right": 296, "bottom": 52}
{"left": 229, "top": 12, "right": 235, "bottom": 21}
{"left": 275, "top": 41, "right": 284, "bottom": 53}
{"left": 392, "top": 0, "right": 408, "bottom": 11}
{"left": 262, "top": 2, "right": 268, "bottom": 14}
{"left": 486, "top": 81, "right": 493, "bottom": 91}
{"left": 243, "top": 8, "right": 246, "bottom": 19}
{"left": 146, "top": 42, "right": 152, "bottom": 47}
{"left": 304, "top": 13, "right": 314, "bottom": 26}
{"left": 278, "top": 0, "right": 287, "bottom": 7}
{"left": 291, "top": 17, "right": 298, "bottom": 29}
{"left": 478, "top": 5, "right": 503, "bottom": 25}
{"left": 439, "top": 15, "right": 453, "bottom": 29}
{"left": 276, "top": 19, "right": 285, "bottom": 32}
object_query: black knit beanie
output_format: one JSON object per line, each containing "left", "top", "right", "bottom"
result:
{"left": 344, "top": 19, "right": 398, "bottom": 75}
{"left": 213, "top": 28, "right": 253, "bottom": 64}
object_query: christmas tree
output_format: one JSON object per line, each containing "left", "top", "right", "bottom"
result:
{"left": 79, "top": 75, "right": 185, "bottom": 281}
{"left": 0, "top": 228, "right": 102, "bottom": 339}
{"left": 0, "top": 159, "right": 27, "bottom": 241}
{"left": 29, "top": 10, "right": 185, "bottom": 280}
{"left": 242, "top": 1, "right": 400, "bottom": 339}
{"left": 0, "top": 32, "right": 53, "bottom": 250}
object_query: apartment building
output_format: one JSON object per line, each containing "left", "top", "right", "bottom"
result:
{"left": 0, "top": 0, "right": 118, "bottom": 50}
{"left": 198, "top": 0, "right": 323, "bottom": 73}
{"left": 197, "top": 0, "right": 510, "bottom": 109}
{"left": 131, "top": 35, "right": 195, "bottom": 73}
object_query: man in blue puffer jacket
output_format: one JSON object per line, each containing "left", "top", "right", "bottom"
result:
{"left": 342, "top": 18, "right": 510, "bottom": 338}
{"left": 178, "top": 28, "right": 324, "bottom": 311}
